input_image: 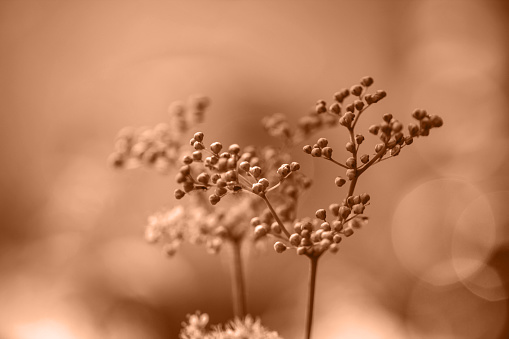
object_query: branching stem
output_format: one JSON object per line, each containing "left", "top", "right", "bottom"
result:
{"left": 305, "top": 255, "right": 319, "bottom": 339}
{"left": 230, "top": 238, "right": 246, "bottom": 318}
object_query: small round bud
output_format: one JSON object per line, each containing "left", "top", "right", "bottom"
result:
{"left": 274, "top": 242, "right": 287, "bottom": 253}
{"left": 271, "top": 222, "right": 282, "bottom": 234}
{"left": 303, "top": 145, "right": 312, "bottom": 154}
{"left": 360, "top": 154, "right": 369, "bottom": 164}
{"left": 174, "top": 189, "right": 185, "bottom": 199}
{"left": 193, "top": 132, "right": 204, "bottom": 142}
{"left": 335, "top": 177, "right": 346, "bottom": 187}
{"left": 315, "top": 102, "right": 327, "bottom": 114}
{"left": 192, "top": 151, "right": 202, "bottom": 161}
{"left": 297, "top": 247, "right": 307, "bottom": 255}
{"left": 354, "top": 100, "right": 364, "bottom": 111}
{"left": 189, "top": 137, "right": 196, "bottom": 146}
{"left": 209, "top": 194, "right": 220, "bottom": 205}
{"left": 175, "top": 173, "right": 185, "bottom": 183}
{"left": 346, "top": 141, "right": 355, "bottom": 153}
{"left": 254, "top": 225, "right": 267, "bottom": 238}
{"left": 404, "top": 136, "right": 414, "bottom": 145}
{"left": 329, "top": 203, "right": 340, "bottom": 216}
{"left": 346, "top": 157, "right": 356, "bottom": 169}
{"left": 322, "top": 147, "right": 333, "bottom": 159}
{"left": 239, "top": 161, "right": 250, "bottom": 172}
{"left": 228, "top": 144, "right": 240, "bottom": 155}
{"left": 360, "top": 76, "right": 374, "bottom": 87}
{"left": 216, "top": 178, "right": 227, "bottom": 188}
{"left": 315, "top": 209, "right": 326, "bottom": 220}
{"left": 383, "top": 113, "right": 393, "bottom": 123}
{"left": 345, "top": 103, "right": 355, "bottom": 113}
{"left": 197, "top": 173, "right": 210, "bottom": 184}
{"left": 351, "top": 85, "right": 363, "bottom": 96}
{"left": 311, "top": 147, "right": 322, "bottom": 157}
{"left": 250, "top": 166, "right": 262, "bottom": 178}
{"left": 390, "top": 145, "right": 401, "bottom": 156}
{"left": 251, "top": 217, "right": 261, "bottom": 227}
{"left": 355, "top": 134, "right": 365, "bottom": 144}
{"left": 258, "top": 178, "right": 270, "bottom": 189}
{"left": 182, "top": 155, "right": 193, "bottom": 165}
{"left": 215, "top": 187, "right": 227, "bottom": 196}
{"left": 412, "top": 109, "right": 427, "bottom": 120}
{"left": 333, "top": 234, "right": 342, "bottom": 244}
{"left": 321, "top": 222, "right": 331, "bottom": 231}
{"left": 360, "top": 193, "right": 370, "bottom": 204}
{"left": 252, "top": 183, "right": 264, "bottom": 195}
{"left": 329, "top": 102, "right": 341, "bottom": 114}
{"left": 193, "top": 141, "right": 205, "bottom": 150}
{"left": 277, "top": 164, "right": 291, "bottom": 177}
{"left": 290, "top": 233, "right": 302, "bottom": 246}
{"left": 392, "top": 121, "right": 403, "bottom": 133}
{"left": 332, "top": 220, "right": 343, "bottom": 232}
{"left": 352, "top": 204, "right": 365, "bottom": 214}
{"left": 368, "top": 125, "right": 380, "bottom": 135}
{"left": 290, "top": 162, "right": 301, "bottom": 171}
{"left": 430, "top": 115, "right": 443, "bottom": 128}
{"left": 339, "top": 206, "right": 351, "bottom": 219}
{"left": 374, "top": 143, "right": 384, "bottom": 153}
{"left": 210, "top": 142, "right": 223, "bottom": 154}
{"left": 344, "top": 228, "right": 354, "bottom": 237}
{"left": 317, "top": 138, "right": 328, "bottom": 148}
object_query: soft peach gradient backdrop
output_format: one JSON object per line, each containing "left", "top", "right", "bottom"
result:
{"left": 1, "top": 1, "right": 508, "bottom": 338}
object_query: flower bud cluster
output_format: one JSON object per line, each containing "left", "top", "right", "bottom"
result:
{"left": 108, "top": 96, "right": 210, "bottom": 173}
{"left": 175, "top": 132, "right": 309, "bottom": 207}
{"left": 271, "top": 192, "right": 370, "bottom": 256}
{"left": 262, "top": 110, "right": 338, "bottom": 145}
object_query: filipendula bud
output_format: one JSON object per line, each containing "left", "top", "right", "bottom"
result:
{"left": 274, "top": 242, "right": 287, "bottom": 253}
{"left": 360, "top": 76, "right": 374, "bottom": 87}
{"left": 209, "top": 194, "right": 220, "bottom": 205}
{"left": 210, "top": 142, "right": 223, "bottom": 154}
{"left": 317, "top": 138, "right": 328, "bottom": 148}
{"left": 360, "top": 154, "right": 369, "bottom": 164}
{"left": 351, "top": 85, "right": 363, "bottom": 96}
{"left": 290, "top": 162, "right": 301, "bottom": 171}
{"left": 303, "top": 145, "right": 312, "bottom": 154}
{"left": 322, "top": 147, "right": 333, "bottom": 159}
{"left": 175, "top": 189, "right": 185, "bottom": 199}
{"left": 290, "top": 233, "right": 302, "bottom": 246}
{"left": 315, "top": 209, "right": 326, "bottom": 220}
{"left": 335, "top": 177, "right": 346, "bottom": 187}
{"left": 193, "top": 132, "right": 204, "bottom": 142}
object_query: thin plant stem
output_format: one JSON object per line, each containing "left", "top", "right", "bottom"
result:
{"left": 260, "top": 194, "right": 291, "bottom": 238}
{"left": 230, "top": 238, "right": 246, "bottom": 318}
{"left": 305, "top": 255, "right": 319, "bottom": 339}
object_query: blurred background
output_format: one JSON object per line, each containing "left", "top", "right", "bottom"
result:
{"left": 1, "top": 0, "right": 508, "bottom": 338}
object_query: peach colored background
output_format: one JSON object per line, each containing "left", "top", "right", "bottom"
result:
{"left": 1, "top": 1, "right": 508, "bottom": 338}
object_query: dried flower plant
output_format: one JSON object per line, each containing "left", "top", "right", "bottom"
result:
{"left": 110, "top": 76, "right": 443, "bottom": 339}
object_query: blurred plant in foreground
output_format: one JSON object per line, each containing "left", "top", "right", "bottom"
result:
{"left": 110, "top": 77, "right": 443, "bottom": 339}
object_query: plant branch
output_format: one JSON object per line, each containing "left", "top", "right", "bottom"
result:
{"left": 260, "top": 194, "right": 291, "bottom": 238}
{"left": 305, "top": 255, "right": 319, "bottom": 339}
{"left": 230, "top": 238, "right": 246, "bottom": 318}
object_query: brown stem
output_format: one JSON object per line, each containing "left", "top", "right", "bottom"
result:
{"left": 230, "top": 239, "right": 246, "bottom": 318}
{"left": 305, "top": 255, "right": 319, "bottom": 339}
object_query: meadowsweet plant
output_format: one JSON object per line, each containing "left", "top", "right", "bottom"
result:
{"left": 111, "top": 76, "right": 443, "bottom": 339}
